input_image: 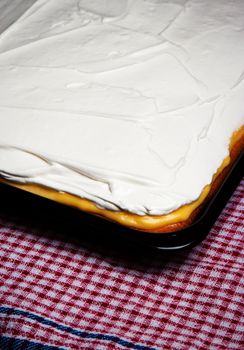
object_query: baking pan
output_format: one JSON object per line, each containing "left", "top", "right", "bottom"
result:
{"left": 0, "top": 151, "right": 243, "bottom": 253}
{"left": 0, "top": 1, "right": 243, "bottom": 253}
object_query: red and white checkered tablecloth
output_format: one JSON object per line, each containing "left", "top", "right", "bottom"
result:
{"left": 0, "top": 180, "right": 243, "bottom": 350}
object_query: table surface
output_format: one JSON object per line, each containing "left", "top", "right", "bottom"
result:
{"left": 0, "top": 179, "right": 243, "bottom": 350}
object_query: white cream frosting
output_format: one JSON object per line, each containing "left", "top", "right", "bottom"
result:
{"left": 0, "top": 0, "right": 244, "bottom": 215}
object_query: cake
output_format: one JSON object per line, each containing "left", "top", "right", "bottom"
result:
{"left": 0, "top": 0, "right": 243, "bottom": 233}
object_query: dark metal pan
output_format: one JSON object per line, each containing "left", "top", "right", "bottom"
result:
{"left": 0, "top": 151, "right": 243, "bottom": 253}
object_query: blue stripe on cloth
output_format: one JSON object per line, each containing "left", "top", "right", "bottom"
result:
{"left": 0, "top": 307, "right": 159, "bottom": 350}
{"left": 0, "top": 336, "right": 65, "bottom": 350}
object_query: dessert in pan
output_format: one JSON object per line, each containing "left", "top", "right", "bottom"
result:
{"left": 0, "top": 0, "right": 243, "bottom": 234}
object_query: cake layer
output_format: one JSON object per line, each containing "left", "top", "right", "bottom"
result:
{"left": 1, "top": 126, "right": 243, "bottom": 233}
{"left": 0, "top": 0, "right": 244, "bottom": 217}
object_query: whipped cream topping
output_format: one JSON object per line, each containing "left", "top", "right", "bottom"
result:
{"left": 0, "top": 0, "right": 244, "bottom": 215}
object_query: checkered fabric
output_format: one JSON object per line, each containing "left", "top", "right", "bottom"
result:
{"left": 0, "top": 180, "right": 243, "bottom": 350}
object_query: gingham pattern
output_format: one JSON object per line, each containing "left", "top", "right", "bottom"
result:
{"left": 0, "top": 180, "right": 244, "bottom": 350}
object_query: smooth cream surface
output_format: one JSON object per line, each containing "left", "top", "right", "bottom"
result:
{"left": 0, "top": 0, "right": 244, "bottom": 215}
